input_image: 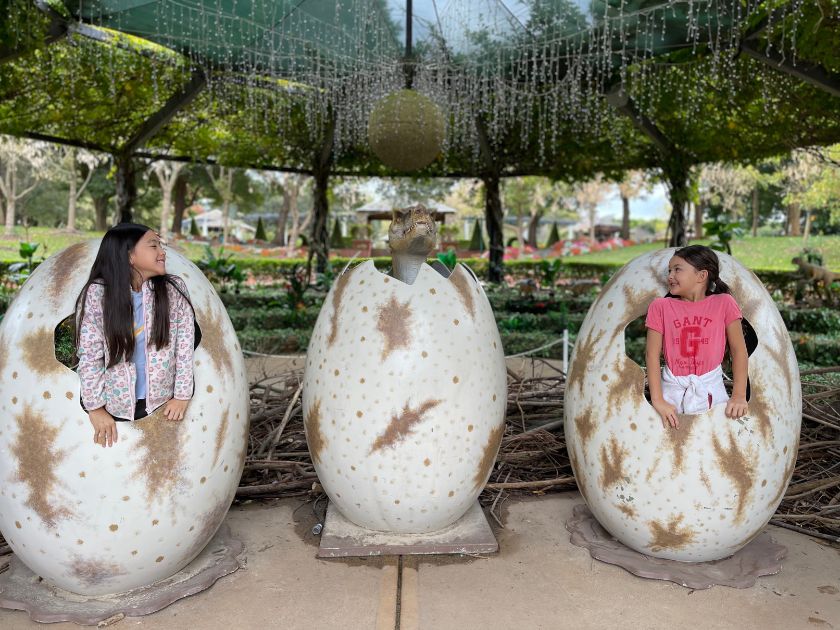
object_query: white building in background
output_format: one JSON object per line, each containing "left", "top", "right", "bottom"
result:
{"left": 182, "top": 209, "right": 256, "bottom": 241}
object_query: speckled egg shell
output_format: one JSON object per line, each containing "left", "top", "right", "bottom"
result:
{"left": 0, "top": 241, "right": 249, "bottom": 595}
{"left": 302, "top": 261, "right": 507, "bottom": 533}
{"left": 564, "top": 248, "right": 800, "bottom": 562}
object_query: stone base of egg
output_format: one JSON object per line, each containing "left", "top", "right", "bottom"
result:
{"left": 0, "top": 524, "right": 242, "bottom": 624}
{"left": 303, "top": 262, "right": 507, "bottom": 534}
{"left": 564, "top": 248, "right": 801, "bottom": 562}
{"left": 0, "top": 241, "right": 250, "bottom": 595}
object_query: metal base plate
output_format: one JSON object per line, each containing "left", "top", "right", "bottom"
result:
{"left": 0, "top": 524, "right": 244, "bottom": 625}
{"left": 318, "top": 501, "right": 498, "bottom": 558}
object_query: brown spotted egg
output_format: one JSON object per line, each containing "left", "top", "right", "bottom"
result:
{"left": 564, "top": 248, "right": 800, "bottom": 562}
{"left": 0, "top": 241, "right": 249, "bottom": 595}
{"left": 302, "top": 262, "right": 507, "bottom": 533}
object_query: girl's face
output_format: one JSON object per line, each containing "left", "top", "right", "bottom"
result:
{"left": 667, "top": 255, "right": 707, "bottom": 298}
{"left": 129, "top": 230, "right": 166, "bottom": 282}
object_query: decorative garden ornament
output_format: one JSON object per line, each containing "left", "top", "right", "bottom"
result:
{"left": 302, "top": 205, "right": 506, "bottom": 533}
{"left": 0, "top": 241, "right": 249, "bottom": 595}
{"left": 564, "top": 248, "right": 800, "bottom": 562}
{"left": 368, "top": 89, "right": 445, "bottom": 172}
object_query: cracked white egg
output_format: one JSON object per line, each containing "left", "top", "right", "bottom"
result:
{"left": 564, "top": 248, "right": 800, "bottom": 562}
{"left": 0, "top": 241, "right": 249, "bottom": 595}
{"left": 302, "top": 262, "right": 507, "bottom": 533}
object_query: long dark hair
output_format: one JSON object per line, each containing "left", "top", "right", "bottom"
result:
{"left": 75, "top": 223, "right": 189, "bottom": 368}
{"left": 669, "top": 245, "right": 731, "bottom": 297}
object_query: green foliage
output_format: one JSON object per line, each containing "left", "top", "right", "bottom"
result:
{"left": 436, "top": 248, "right": 457, "bottom": 270}
{"left": 8, "top": 241, "right": 41, "bottom": 284}
{"left": 539, "top": 258, "right": 563, "bottom": 287}
{"left": 279, "top": 264, "right": 310, "bottom": 310}
{"left": 197, "top": 246, "right": 245, "bottom": 293}
{"left": 254, "top": 216, "right": 268, "bottom": 241}
{"left": 190, "top": 217, "right": 200, "bottom": 237}
{"left": 703, "top": 215, "right": 744, "bottom": 255}
{"left": 329, "top": 219, "right": 344, "bottom": 248}
{"left": 546, "top": 223, "right": 561, "bottom": 247}
{"left": 468, "top": 221, "right": 485, "bottom": 251}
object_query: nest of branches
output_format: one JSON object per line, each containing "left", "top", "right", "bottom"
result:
{"left": 1, "top": 363, "right": 838, "bottom": 572}
{"left": 239, "top": 361, "right": 840, "bottom": 542}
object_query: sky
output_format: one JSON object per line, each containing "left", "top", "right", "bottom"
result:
{"left": 598, "top": 183, "right": 669, "bottom": 222}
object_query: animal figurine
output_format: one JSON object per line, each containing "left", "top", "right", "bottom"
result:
{"left": 792, "top": 257, "right": 839, "bottom": 304}
{"left": 388, "top": 204, "right": 438, "bottom": 284}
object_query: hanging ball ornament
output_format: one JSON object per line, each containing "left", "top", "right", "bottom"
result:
{"left": 368, "top": 89, "right": 445, "bottom": 172}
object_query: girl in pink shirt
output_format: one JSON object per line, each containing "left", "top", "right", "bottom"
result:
{"left": 645, "top": 245, "right": 749, "bottom": 428}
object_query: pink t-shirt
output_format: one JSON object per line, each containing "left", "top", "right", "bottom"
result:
{"left": 645, "top": 293, "right": 742, "bottom": 377}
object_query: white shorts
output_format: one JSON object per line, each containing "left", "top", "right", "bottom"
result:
{"left": 661, "top": 365, "right": 729, "bottom": 415}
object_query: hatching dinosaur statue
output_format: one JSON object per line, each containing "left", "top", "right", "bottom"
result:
{"left": 388, "top": 204, "right": 442, "bottom": 284}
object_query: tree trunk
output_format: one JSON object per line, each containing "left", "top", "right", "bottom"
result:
{"left": 527, "top": 210, "right": 543, "bottom": 248}
{"left": 802, "top": 208, "right": 812, "bottom": 243}
{"left": 115, "top": 153, "right": 136, "bottom": 224}
{"left": 273, "top": 183, "right": 293, "bottom": 247}
{"left": 694, "top": 202, "right": 704, "bottom": 239}
{"left": 665, "top": 167, "right": 690, "bottom": 248}
{"left": 788, "top": 203, "right": 801, "bottom": 236}
{"left": 620, "top": 194, "right": 630, "bottom": 240}
{"left": 4, "top": 194, "right": 15, "bottom": 235}
{"left": 171, "top": 174, "right": 187, "bottom": 235}
{"left": 751, "top": 188, "right": 759, "bottom": 237}
{"left": 160, "top": 186, "right": 172, "bottom": 239}
{"left": 484, "top": 174, "right": 504, "bottom": 283}
{"left": 93, "top": 196, "right": 110, "bottom": 231}
{"left": 588, "top": 206, "right": 596, "bottom": 242}
{"left": 66, "top": 170, "right": 77, "bottom": 232}
{"left": 309, "top": 168, "right": 330, "bottom": 272}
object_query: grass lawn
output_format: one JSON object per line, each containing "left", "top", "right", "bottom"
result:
{"left": 570, "top": 235, "right": 840, "bottom": 272}
{"left": 0, "top": 228, "right": 261, "bottom": 262}
{"left": 3, "top": 228, "right": 838, "bottom": 273}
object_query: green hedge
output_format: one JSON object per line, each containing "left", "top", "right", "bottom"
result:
{"left": 777, "top": 306, "right": 840, "bottom": 335}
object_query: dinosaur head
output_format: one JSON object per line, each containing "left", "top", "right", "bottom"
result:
{"left": 388, "top": 204, "right": 437, "bottom": 257}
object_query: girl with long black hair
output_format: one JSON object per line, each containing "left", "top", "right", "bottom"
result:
{"left": 75, "top": 223, "right": 195, "bottom": 447}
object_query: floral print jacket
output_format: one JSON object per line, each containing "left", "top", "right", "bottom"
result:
{"left": 77, "top": 276, "right": 195, "bottom": 419}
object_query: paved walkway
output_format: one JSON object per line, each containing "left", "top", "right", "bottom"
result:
{"left": 2, "top": 493, "right": 838, "bottom": 629}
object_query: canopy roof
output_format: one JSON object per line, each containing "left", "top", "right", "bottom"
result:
{"left": 1, "top": 1, "right": 839, "bottom": 178}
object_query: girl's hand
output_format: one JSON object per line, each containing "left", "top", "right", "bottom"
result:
{"left": 88, "top": 407, "right": 118, "bottom": 447}
{"left": 726, "top": 396, "right": 748, "bottom": 419}
{"left": 652, "top": 399, "right": 679, "bottom": 429}
{"left": 163, "top": 398, "right": 189, "bottom": 421}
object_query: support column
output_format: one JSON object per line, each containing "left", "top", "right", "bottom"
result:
{"left": 664, "top": 163, "right": 691, "bottom": 248}
{"left": 483, "top": 174, "right": 504, "bottom": 283}
{"left": 309, "top": 117, "right": 336, "bottom": 273}
{"left": 114, "top": 153, "right": 136, "bottom": 224}
{"left": 475, "top": 116, "right": 504, "bottom": 283}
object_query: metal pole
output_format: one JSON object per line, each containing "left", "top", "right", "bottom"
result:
{"left": 563, "top": 329, "right": 569, "bottom": 375}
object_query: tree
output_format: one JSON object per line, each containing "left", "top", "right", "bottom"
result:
{"left": 85, "top": 160, "right": 116, "bottom": 230}
{"left": 573, "top": 175, "right": 609, "bottom": 242}
{"left": 205, "top": 165, "right": 234, "bottom": 243}
{"left": 150, "top": 160, "right": 186, "bottom": 238}
{"left": 468, "top": 220, "right": 485, "bottom": 251}
{"left": 616, "top": 171, "right": 651, "bottom": 240}
{"left": 773, "top": 150, "right": 823, "bottom": 238}
{"left": 255, "top": 216, "right": 268, "bottom": 241}
{"left": 52, "top": 146, "right": 103, "bottom": 232}
{"left": 0, "top": 136, "right": 47, "bottom": 234}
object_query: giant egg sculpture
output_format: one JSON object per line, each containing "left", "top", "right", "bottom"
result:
{"left": 565, "top": 248, "right": 800, "bottom": 562}
{"left": 302, "top": 262, "right": 507, "bottom": 533}
{"left": 0, "top": 241, "right": 249, "bottom": 595}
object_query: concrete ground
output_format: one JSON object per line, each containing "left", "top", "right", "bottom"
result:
{"left": 1, "top": 493, "right": 838, "bottom": 629}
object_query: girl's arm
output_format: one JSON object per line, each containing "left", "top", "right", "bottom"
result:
{"left": 77, "top": 286, "right": 107, "bottom": 411}
{"left": 172, "top": 278, "right": 195, "bottom": 400}
{"left": 725, "top": 320, "right": 749, "bottom": 419}
{"left": 646, "top": 328, "right": 679, "bottom": 429}
{"left": 77, "top": 286, "right": 118, "bottom": 446}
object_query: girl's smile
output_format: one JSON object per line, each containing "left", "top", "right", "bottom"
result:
{"left": 668, "top": 255, "right": 708, "bottom": 302}
{"left": 129, "top": 230, "right": 167, "bottom": 284}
